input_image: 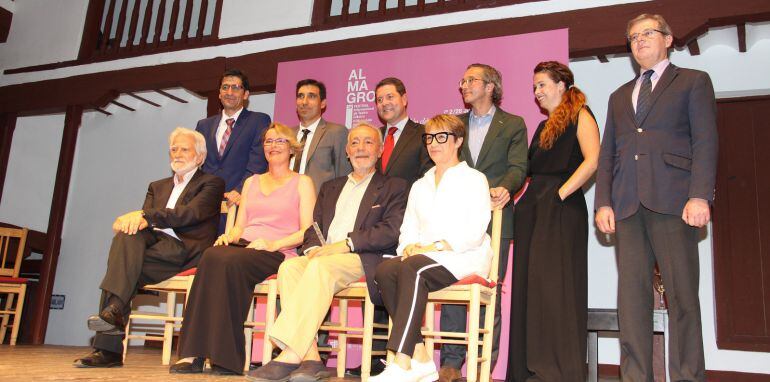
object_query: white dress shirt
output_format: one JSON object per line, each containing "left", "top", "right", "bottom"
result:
{"left": 216, "top": 108, "right": 244, "bottom": 148}
{"left": 154, "top": 168, "right": 197, "bottom": 240}
{"left": 290, "top": 117, "right": 322, "bottom": 174}
{"left": 386, "top": 117, "right": 409, "bottom": 146}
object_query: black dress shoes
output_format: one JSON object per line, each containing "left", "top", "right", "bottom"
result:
{"left": 87, "top": 303, "right": 125, "bottom": 334}
{"left": 73, "top": 349, "right": 123, "bottom": 368}
{"left": 346, "top": 358, "right": 386, "bottom": 377}
{"left": 169, "top": 357, "right": 205, "bottom": 374}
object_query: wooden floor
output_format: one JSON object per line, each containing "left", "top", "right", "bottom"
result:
{"left": 0, "top": 345, "right": 619, "bottom": 381}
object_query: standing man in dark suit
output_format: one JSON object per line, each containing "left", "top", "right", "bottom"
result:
{"left": 439, "top": 63, "right": 528, "bottom": 382}
{"left": 247, "top": 123, "right": 407, "bottom": 382}
{"left": 291, "top": 79, "right": 352, "bottom": 195}
{"left": 74, "top": 128, "right": 225, "bottom": 368}
{"left": 196, "top": 69, "right": 271, "bottom": 210}
{"left": 595, "top": 14, "right": 717, "bottom": 382}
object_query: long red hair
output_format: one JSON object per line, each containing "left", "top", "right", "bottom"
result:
{"left": 535, "top": 61, "right": 586, "bottom": 150}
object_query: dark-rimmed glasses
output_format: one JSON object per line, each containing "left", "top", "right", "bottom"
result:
{"left": 458, "top": 77, "right": 485, "bottom": 87}
{"left": 627, "top": 29, "right": 668, "bottom": 44}
{"left": 422, "top": 132, "right": 457, "bottom": 145}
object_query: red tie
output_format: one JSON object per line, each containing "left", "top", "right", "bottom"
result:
{"left": 381, "top": 126, "right": 398, "bottom": 172}
{"left": 219, "top": 118, "right": 235, "bottom": 157}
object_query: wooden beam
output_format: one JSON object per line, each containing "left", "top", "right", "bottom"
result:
{"left": 30, "top": 105, "right": 83, "bottom": 344}
{"left": 597, "top": 55, "right": 609, "bottom": 63}
{"left": 92, "top": 107, "right": 112, "bottom": 116}
{"left": 0, "top": 112, "right": 17, "bottom": 205}
{"left": 155, "top": 89, "right": 188, "bottom": 103}
{"left": 687, "top": 39, "right": 701, "bottom": 55}
{"left": 126, "top": 92, "right": 161, "bottom": 107}
{"left": 109, "top": 100, "right": 136, "bottom": 111}
{"left": 737, "top": 22, "right": 747, "bottom": 52}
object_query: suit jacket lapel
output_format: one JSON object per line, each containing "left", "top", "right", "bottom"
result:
{"left": 475, "top": 109, "right": 505, "bottom": 168}
{"left": 156, "top": 177, "right": 175, "bottom": 209}
{"left": 221, "top": 110, "right": 249, "bottom": 159}
{"left": 323, "top": 177, "right": 345, "bottom": 238}
{"left": 208, "top": 115, "right": 223, "bottom": 159}
{"left": 306, "top": 118, "right": 327, "bottom": 165}
{"left": 621, "top": 81, "right": 636, "bottom": 125}
{"left": 174, "top": 170, "right": 202, "bottom": 208}
{"left": 636, "top": 64, "right": 679, "bottom": 127}
{"left": 385, "top": 120, "right": 418, "bottom": 174}
{"left": 354, "top": 172, "right": 383, "bottom": 229}
{"left": 459, "top": 113, "right": 475, "bottom": 168}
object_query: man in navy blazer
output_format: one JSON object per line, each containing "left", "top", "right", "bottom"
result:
{"left": 196, "top": 69, "right": 271, "bottom": 209}
{"left": 595, "top": 14, "right": 717, "bottom": 382}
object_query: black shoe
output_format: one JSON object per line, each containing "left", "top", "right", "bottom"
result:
{"left": 87, "top": 303, "right": 125, "bottom": 334}
{"left": 289, "top": 360, "right": 331, "bottom": 381}
{"left": 169, "top": 357, "right": 204, "bottom": 374}
{"left": 212, "top": 364, "right": 242, "bottom": 376}
{"left": 73, "top": 349, "right": 123, "bottom": 368}
{"left": 345, "top": 358, "right": 386, "bottom": 377}
{"left": 246, "top": 361, "right": 300, "bottom": 382}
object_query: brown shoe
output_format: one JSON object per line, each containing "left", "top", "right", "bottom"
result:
{"left": 439, "top": 366, "right": 462, "bottom": 382}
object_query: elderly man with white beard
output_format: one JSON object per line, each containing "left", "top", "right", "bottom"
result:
{"left": 73, "top": 127, "right": 225, "bottom": 368}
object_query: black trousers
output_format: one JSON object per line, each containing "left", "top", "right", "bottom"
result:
{"left": 375, "top": 255, "right": 457, "bottom": 357}
{"left": 94, "top": 230, "right": 190, "bottom": 354}
{"left": 440, "top": 238, "right": 510, "bottom": 369}
{"left": 616, "top": 205, "right": 705, "bottom": 382}
{"left": 178, "top": 245, "right": 285, "bottom": 374}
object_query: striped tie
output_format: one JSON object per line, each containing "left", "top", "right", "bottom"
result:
{"left": 219, "top": 118, "right": 235, "bottom": 157}
{"left": 635, "top": 70, "right": 654, "bottom": 124}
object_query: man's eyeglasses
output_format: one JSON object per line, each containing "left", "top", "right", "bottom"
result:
{"left": 221, "top": 84, "right": 245, "bottom": 92}
{"left": 627, "top": 29, "right": 668, "bottom": 44}
{"left": 422, "top": 132, "right": 457, "bottom": 145}
{"left": 458, "top": 77, "right": 485, "bottom": 87}
{"left": 264, "top": 138, "right": 289, "bottom": 146}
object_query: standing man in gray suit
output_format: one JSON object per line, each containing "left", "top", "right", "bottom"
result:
{"left": 439, "top": 63, "right": 528, "bottom": 382}
{"left": 595, "top": 14, "right": 717, "bottom": 382}
{"left": 291, "top": 79, "right": 352, "bottom": 195}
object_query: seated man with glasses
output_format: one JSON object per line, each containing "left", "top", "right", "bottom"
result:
{"left": 196, "top": 69, "right": 272, "bottom": 231}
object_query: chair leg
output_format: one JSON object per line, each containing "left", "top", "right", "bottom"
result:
{"left": 336, "top": 299, "right": 349, "bottom": 378}
{"left": 479, "top": 292, "right": 496, "bottom": 381}
{"left": 386, "top": 318, "right": 394, "bottom": 364}
{"left": 362, "top": 295, "right": 375, "bottom": 380}
{"left": 123, "top": 315, "right": 132, "bottom": 363}
{"left": 10, "top": 287, "right": 25, "bottom": 346}
{"left": 424, "top": 302, "right": 435, "bottom": 361}
{"left": 262, "top": 280, "right": 278, "bottom": 366}
{"left": 0, "top": 292, "right": 14, "bottom": 344}
{"left": 587, "top": 331, "right": 598, "bottom": 382}
{"left": 466, "top": 286, "right": 481, "bottom": 382}
{"left": 245, "top": 297, "right": 255, "bottom": 371}
{"left": 161, "top": 291, "right": 177, "bottom": 365}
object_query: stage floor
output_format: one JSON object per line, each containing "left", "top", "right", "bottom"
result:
{"left": 0, "top": 345, "right": 620, "bottom": 381}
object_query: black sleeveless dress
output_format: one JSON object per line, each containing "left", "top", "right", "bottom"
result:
{"left": 507, "top": 108, "right": 592, "bottom": 381}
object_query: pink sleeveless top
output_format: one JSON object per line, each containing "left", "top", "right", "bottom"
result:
{"left": 241, "top": 174, "right": 301, "bottom": 258}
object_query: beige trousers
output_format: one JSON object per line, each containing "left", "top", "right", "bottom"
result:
{"left": 268, "top": 253, "right": 364, "bottom": 357}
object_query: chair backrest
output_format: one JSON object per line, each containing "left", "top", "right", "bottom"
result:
{"left": 221, "top": 201, "right": 237, "bottom": 234}
{"left": 0, "top": 227, "right": 28, "bottom": 278}
{"left": 486, "top": 208, "right": 503, "bottom": 283}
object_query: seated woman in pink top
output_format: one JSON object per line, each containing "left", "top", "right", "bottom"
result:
{"left": 172, "top": 123, "right": 316, "bottom": 375}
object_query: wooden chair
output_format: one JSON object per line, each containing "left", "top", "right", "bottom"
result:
{"left": 421, "top": 208, "right": 503, "bottom": 382}
{"left": 122, "top": 201, "right": 235, "bottom": 364}
{"left": 0, "top": 227, "right": 29, "bottom": 345}
{"left": 243, "top": 274, "right": 279, "bottom": 371}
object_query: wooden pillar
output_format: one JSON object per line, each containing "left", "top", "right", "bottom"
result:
{"left": 29, "top": 105, "right": 83, "bottom": 344}
{"left": 0, "top": 112, "right": 17, "bottom": 206}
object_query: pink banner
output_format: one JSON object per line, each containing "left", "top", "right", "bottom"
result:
{"left": 265, "top": 28, "right": 569, "bottom": 379}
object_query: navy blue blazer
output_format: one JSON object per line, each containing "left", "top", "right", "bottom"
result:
{"left": 196, "top": 109, "right": 271, "bottom": 193}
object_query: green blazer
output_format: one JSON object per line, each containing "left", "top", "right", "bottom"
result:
{"left": 459, "top": 107, "right": 528, "bottom": 239}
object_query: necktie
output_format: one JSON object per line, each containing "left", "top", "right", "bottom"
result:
{"left": 292, "top": 128, "right": 311, "bottom": 173}
{"left": 381, "top": 126, "right": 398, "bottom": 172}
{"left": 635, "top": 70, "right": 654, "bottom": 124}
{"left": 219, "top": 118, "right": 235, "bottom": 157}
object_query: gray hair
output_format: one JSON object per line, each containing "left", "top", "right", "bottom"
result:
{"left": 169, "top": 127, "right": 207, "bottom": 158}
{"left": 348, "top": 122, "right": 384, "bottom": 145}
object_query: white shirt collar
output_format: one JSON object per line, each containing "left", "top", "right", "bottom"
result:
{"left": 222, "top": 107, "right": 244, "bottom": 123}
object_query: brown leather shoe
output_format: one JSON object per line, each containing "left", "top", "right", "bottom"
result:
{"left": 439, "top": 366, "right": 462, "bottom": 382}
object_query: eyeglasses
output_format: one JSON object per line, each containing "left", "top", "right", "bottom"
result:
{"left": 220, "top": 84, "right": 245, "bottom": 91}
{"left": 422, "top": 132, "right": 457, "bottom": 145}
{"left": 264, "top": 138, "right": 289, "bottom": 146}
{"left": 458, "top": 77, "right": 485, "bottom": 87}
{"left": 627, "top": 28, "right": 668, "bottom": 44}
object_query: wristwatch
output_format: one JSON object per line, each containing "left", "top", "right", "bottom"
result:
{"left": 433, "top": 240, "right": 445, "bottom": 251}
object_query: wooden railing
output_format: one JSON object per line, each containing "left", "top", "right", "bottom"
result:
{"left": 79, "top": 0, "right": 223, "bottom": 60}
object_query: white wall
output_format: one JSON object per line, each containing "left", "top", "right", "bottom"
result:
{"left": 570, "top": 22, "right": 770, "bottom": 373}
{"left": 0, "top": 0, "right": 88, "bottom": 72}
{"left": 218, "top": 0, "right": 314, "bottom": 39}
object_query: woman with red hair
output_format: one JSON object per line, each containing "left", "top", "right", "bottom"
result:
{"left": 506, "top": 61, "right": 600, "bottom": 381}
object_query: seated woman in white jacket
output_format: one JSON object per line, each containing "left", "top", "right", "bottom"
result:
{"left": 373, "top": 114, "right": 492, "bottom": 382}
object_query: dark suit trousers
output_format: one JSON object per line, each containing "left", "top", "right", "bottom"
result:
{"left": 440, "top": 238, "right": 510, "bottom": 369}
{"left": 94, "top": 230, "right": 188, "bottom": 354}
{"left": 616, "top": 205, "right": 705, "bottom": 382}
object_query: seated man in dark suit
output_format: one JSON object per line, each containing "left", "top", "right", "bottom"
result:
{"left": 196, "top": 69, "right": 271, "bottom": 211}
{"left": 246, "top": 123, "right": 407, "bottom": 382}
{"left": 73, "top": 127, "right": 225, "bottom": 368}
